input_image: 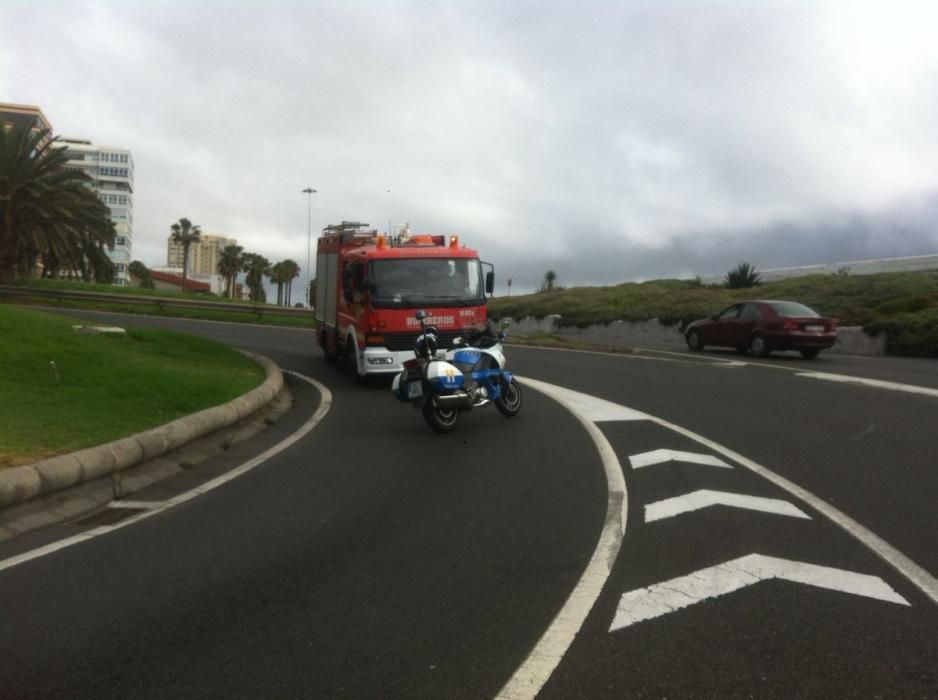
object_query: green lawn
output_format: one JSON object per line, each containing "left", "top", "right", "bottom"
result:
{"left": 0, "top": 305, "right": 266, "bottom": 468}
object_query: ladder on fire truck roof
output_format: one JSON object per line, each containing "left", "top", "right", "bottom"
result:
{"left": 321, "top": 221, "right": 377, "bottom": 239}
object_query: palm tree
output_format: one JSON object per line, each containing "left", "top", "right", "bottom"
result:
{"left": 170, "top": 217, "right": 201, "bottom": 292}
{"left": 542, "top": 269, "right": 558, "bottom": 292}
{"left": 242, "top": 253, "right": 270, "bottom": 302}
{"left": 281, "top": 259, "right": 300, "bottom": 306}
{"left": 0, "top": 122, "right": 115, "bottom": 283}
{"left": 268, "top": 261, "right": 287, "bottom": 305}
{"left": 724, "top": 262, "right": 761, "bottom": 289}
{"left": 217, "top": 243, "right": 244, "bottom": 298}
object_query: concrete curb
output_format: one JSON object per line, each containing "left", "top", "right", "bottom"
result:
{"left": 0, "top": 352, "right": 282, "bottom": 511}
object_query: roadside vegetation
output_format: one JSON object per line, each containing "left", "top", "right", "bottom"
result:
{"left": 2, "top": 277, "right": 313, "bottom": 328}
{"left": 0, "top": 305, "right": 266, "bottom": 468}
{"left": 0, "top": 122, "right": 115, "bottom": 284}
{"left": 489, "top": 270, "right": 938, "bottom": 357}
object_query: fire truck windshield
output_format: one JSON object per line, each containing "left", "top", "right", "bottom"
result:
{"left": 369, "top": 258, "right": 483, "bottom": 307}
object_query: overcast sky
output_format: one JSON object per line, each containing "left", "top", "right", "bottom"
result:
{"left": 4, "top": 0, "right": 938, "bottom": 294}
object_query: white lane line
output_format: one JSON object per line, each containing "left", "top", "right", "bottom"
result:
{"left": 510, "top": 343, "right": 726, "bottom": 367}
{"left": 629, "top": 448, "right": 732, "bottom": 470}
{"left": 796, "top": 371, "right": 938, "bottom": 398}
{"left": 645, "top": 490, "right": 811, "bottom": 523}
{"left": 496, "top": 377, "right": 628, "bottom": 700}
{"left": 521, "top": 379, "right": 649, "bottom": 422}
{"left": 0, "top": 371, "right": 331, "bottom": 575}
{"left": 622, "top": 347, "right": 938, "bottom": 398}
{"left": 610, "top": 553, "right": 910, "bottom": 632}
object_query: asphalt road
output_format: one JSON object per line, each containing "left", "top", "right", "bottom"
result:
{"left": 1, "top": 309, "right": 936, "bottom": 698}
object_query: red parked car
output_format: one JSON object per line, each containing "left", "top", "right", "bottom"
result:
{"left": 684, "top": 300, "right": 838, "bottom": 358}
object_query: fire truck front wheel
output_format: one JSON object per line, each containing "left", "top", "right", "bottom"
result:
{"left": 345, "top": 338, "right": 363, "bottom": 379}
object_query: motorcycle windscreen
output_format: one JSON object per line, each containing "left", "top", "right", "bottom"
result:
{"left": 426, "top": 361, "right": 466, "bottom": 391}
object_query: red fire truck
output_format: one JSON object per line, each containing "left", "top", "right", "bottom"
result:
{"left": 314, "top": 221, "right": 494, "bottom": 377}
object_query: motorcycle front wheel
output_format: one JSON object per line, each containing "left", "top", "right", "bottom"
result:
{"left": 495, "top": 377, "right": 523, "bottom": 417}
{"left": 422, "top": 399, "right": 460, "bottom": 433}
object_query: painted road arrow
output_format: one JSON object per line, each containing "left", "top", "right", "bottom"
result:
{"left": 609, "top": 554, "right": 910, "bottom": 632}
{"left": 629, "top": 448, "right": 732, "bottom": 470}
{"left": 644, "top": 489, "right": 811, "bottom": 523}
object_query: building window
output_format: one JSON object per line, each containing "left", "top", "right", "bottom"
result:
{"left": 115, "top": 236, "right": 128, "bottom": 246}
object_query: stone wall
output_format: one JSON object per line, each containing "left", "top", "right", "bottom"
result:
{"left": 503, "top": 315, "right": 886, "bottom": 356}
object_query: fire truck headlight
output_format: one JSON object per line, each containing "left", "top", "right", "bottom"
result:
{"left": 366, "top": 356, "right": 395, "bottom": 366}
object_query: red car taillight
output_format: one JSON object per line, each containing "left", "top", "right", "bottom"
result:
{"left": 782, "top": 319, "right": 798, "bottom": 330}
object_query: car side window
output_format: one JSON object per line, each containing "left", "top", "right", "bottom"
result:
{"left": 739, "top": 303, "right": 762, "bottom": 319}
{"left": 717, "top": 305, "right": 742, "bottom": 320}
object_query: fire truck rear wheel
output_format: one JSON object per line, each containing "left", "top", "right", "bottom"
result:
{"left": 322, "top": 332, "right": 336, "bottom": 363}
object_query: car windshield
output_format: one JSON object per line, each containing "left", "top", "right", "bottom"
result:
{"left": 369, "top": 258, "right": 483, "bottom": 307}
{"left": 769, "top": 302, "right": 820, "bottom": 317}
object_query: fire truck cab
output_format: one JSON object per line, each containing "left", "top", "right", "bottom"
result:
{"left": 314, "top": 221, "right": 494, "bottom": 377}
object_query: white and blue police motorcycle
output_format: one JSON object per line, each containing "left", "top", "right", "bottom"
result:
{"left": 391, "top": 310, "right": 523, "bottom": 433}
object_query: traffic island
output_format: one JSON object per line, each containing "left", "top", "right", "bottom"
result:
{"left": 0, "top": 352, "right": 288, "bottom": 541}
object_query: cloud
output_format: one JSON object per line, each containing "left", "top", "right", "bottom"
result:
{"left": 3, "top": 0, "right": 938, "bottom": 295}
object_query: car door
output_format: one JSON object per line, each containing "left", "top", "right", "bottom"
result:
{"left": 730, "top": 302, "right": 762, "bottom": 347}
{"left": 708, "top": 304, "right": 742, "bottom": 346}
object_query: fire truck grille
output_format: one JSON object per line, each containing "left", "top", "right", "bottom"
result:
{"left": 383, "top": 331, "right": 466, "bottom": 352}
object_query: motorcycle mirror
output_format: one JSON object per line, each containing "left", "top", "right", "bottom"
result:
{"left": 415, "top": 310, "right": 428, "bottom": 321}
{"left": 452, "top": 336, "right": 463, "bottom": 346}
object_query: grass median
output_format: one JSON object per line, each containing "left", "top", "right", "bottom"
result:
{"left": 4, "top": 278, "right": 315, "bottom": 329}
{"left": 0, "top": 305, "right": 266, "bottom": 469}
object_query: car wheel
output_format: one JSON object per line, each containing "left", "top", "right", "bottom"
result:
{"left": 749, "top": 333, "right": 771, "bottom": 358}
{"left": 686, "top": 329, "right": 704, "bottom": 352}
{"left": 800, "top": 348, "right": 821, "bottom": 359}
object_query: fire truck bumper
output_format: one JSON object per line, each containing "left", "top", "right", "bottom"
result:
{"left": 362, "top": 348, "right": 414, "bottom": 374}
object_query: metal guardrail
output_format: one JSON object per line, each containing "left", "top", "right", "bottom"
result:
{"left": 0, "top": 285, "right": 314, "bottom": 321}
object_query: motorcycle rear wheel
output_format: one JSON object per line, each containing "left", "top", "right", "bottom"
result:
{"left": 495, "top": 378, "right": 523, "bottom": 417}
{"left": 422, "top": 400, "right": 460, "bottom": 433}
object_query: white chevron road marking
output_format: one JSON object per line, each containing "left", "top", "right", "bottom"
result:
{"left": 610, "top": 554, "right": 910, "bottom": 632}
{"left": 645, "top": 489, "right": 811, "bottom": 523}
{"left": 629, "top": 448, "right": 732, "bottom": 470}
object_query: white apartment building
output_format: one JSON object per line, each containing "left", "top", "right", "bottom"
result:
{"left": 58, "top": 138, "right": 135, "bottom": 285}
{"left": 167, "top": 233, "right": 238, "bottom": 276}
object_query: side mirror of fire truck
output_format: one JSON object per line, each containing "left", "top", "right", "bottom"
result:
{"left": 485, "top": 271, "right": 495, "bottom": 295}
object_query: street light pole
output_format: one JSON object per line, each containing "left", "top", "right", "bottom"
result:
{"left": 303, "top": 187, "right": 317, "bottom": 307}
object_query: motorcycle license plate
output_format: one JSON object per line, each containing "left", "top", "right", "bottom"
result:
{"left": 407, "top": 381, "right": 423, "bottom": 399}
{"left": 806, "top": 324, "right": 825, "bottom": 332}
